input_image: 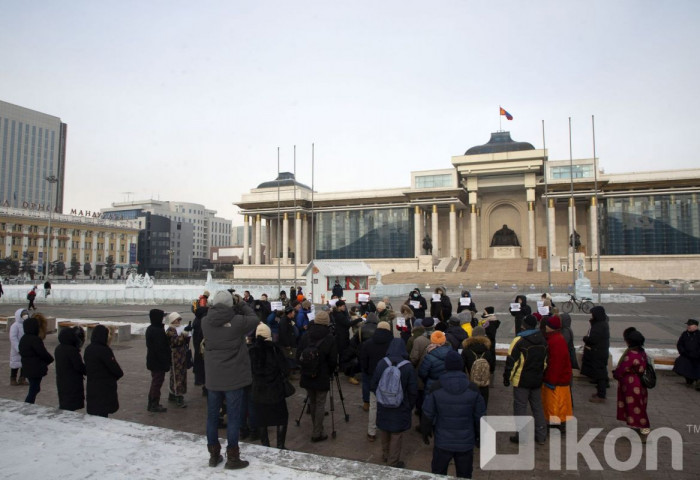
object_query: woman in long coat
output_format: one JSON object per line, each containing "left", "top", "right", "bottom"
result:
{"left": 55, "top": 326, "right": 86, "bottom": 411}
{"left": 613, "top": 328, "right": 650, "bottom": 441}
{"left": 672, "top": 319, "right": 700, "bottom": 388}
{"left": 192, "top": 306, "right": 208, "bottom": 395}
{"left": 19, "top": 315, "right": 54, "bottom": 404}
{"left": 249, "top": 323, "right": 289, "bottom": 449}
{"left": 9, "top": 308, "right": 29, "bottom": 385}
{"left": 166, "top": 312, "right": 190, "bottom": 408}
{"left": 581, "top": 306, "right": 610, "bottom": 402}
{"left": 85, "top": 325, "right": 124, "bottom": 417}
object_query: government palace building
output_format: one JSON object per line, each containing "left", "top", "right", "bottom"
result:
{"left": 235, "top": 131, "right": 700, "bottom": 282}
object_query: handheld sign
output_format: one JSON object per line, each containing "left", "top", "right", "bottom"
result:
{"left": 396, "top": 317, "right": 406, "bottom": 328}
{"left": 432, "top": 293, "right": 441, "bottom": 302}
{"left": 409, "top": 300, "right": 420, "bottom": 309}
{"left": 358, "top": 293, "right": 370, "bottom": 303}
{"left": 510, "top": 303, "right": 521, "bottom": 312}
{"left": 460, "top": 297, "right": 471, "bottom": 306}
{"left": 307, "top": 310, "right": 316, "bottom": 321}
{"left": 329, "top": 299, "right": 338, "bottom": 307}
{"left": 537, "top": 301, "right": 544, "bottom": 308}
{"left": 271, "top": 301, "right": 283, "bottom": 311}
{"left": 538, "top": 306, "right": 550, "bottom": 316}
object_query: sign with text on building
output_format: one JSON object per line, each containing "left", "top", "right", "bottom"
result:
{"left": 129, "top": 243, "right": 137, "bottom": 264}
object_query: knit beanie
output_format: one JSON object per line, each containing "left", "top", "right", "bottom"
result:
{"left": 448, "top": 315, "right": 461, "bottom": 325}
{"left": 523, "top": 314, "right": 538, "bottom": 329}
{"left": 430, "top": 331, "right": 446, "bottom": 345}
{"left": 545, "top": 315, "right": 562, "bottom": 330}
{"left": 314, "top": 310, "right": 330, "bottom": 326}
{"left": 444, "top": 350, "right": 463, "bottom": 371}
{"left": 212, "top": 290, "right": 233, "bottom": 308}
{"left": 377, "top": 321, "right": 391, "bottom": 331}
{"left": 166, "top": 312, "right": 182, "bottom": 325}
{"left": 422, "top": 317, "right": 435, "bottom": 329}
{"left": 256, "top": 323, "right": 272, "bottom": 341}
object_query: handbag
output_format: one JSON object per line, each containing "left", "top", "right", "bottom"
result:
{"left": 640, "top": 356, "right": 656, "bottom": 389}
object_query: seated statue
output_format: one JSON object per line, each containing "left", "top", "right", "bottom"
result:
{"left": 490, "top": 224, "right": 520, "bottom": 247}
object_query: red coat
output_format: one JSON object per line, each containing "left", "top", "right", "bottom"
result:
{"left": 543, "top": 331, "right": 572, "bottom": 386}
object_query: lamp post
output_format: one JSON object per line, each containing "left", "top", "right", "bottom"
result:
{"left": 45, "top": 175, "right": 59, "bottom": 278}
{"left": 167, "top": 249, "right": 174, "bottom": 278}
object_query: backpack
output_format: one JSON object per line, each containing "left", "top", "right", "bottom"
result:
{"left": 27, "top": 291, "right": 35, "bottom": 300}
{"left": 640, "top": 355, "right": 656, "bottom": 389}
{"left": 298, "top": 336, "right": 327, "bottom": 378}
{"left": 375, "top": 358, "right": 410, "bottom": 408}
{"left": 470, "top": 352, "right": 491, "bottom": 387}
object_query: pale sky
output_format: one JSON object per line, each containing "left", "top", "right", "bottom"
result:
{"left": 2, "top": 0, "right": 699, "bottom": 224}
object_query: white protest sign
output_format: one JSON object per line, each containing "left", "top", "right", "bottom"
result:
{"left": 460, "top": 297, "right": 471, "bottom": 306}
{"left": 432, "top": 294, "right": 441, "bottom": 302}
{"left": 271, "top": 301, "right": 283, "bottom": 311}
{"left": 510, "top": 303, "right": 521, "bottom": 312}
{"left": 410, "top": 300, "right": 420, "bottom": 309}
{"left": 396, "top": 317, "right": 406, "bottom": 328}
{"left": 538, "top": 306, "right": 550, "bottom": 316}
{"left": 358, "top": 293, "right": 370, "bottom": 303}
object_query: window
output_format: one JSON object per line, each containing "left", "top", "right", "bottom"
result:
{"left": 415, "top": 174, "right": 453, "bottom": 189}
{"left": 550, "top": 165, "right": 593, "bottom": 179}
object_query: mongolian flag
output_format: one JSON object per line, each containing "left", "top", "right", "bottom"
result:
{"left": 499, "top": 107, "right": 513, "bottom": 120}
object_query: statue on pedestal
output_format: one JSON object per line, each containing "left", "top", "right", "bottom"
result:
{"left": 569, "top": 230, "right": 581, "bottom": 252}
{"left": 422, "top": 234, "right": 433, "bottom": 255}
{"left": 490, "top": 224, "right": 520, "bottom": 247}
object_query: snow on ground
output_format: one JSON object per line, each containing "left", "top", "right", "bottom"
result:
{"left": 0, "top": 398, "right": 429, "bottom": 480}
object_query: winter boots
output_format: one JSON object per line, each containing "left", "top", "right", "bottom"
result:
{"left": 175, "top": 396, "right": 187, "bottom": 408}
{"left": 147, "top": 397, "right": 167, "bottom": 413}
{"left": 207, "top": 444, "right": 223, "bottom": 467}
{"left": 225, "top": 446, "right": 249, "bottom": 470}
{"left": 277, "top": 424, "right": 288, "bottom": 450}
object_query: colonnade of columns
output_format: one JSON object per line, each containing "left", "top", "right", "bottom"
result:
{"left": 241, "top": 212, "right": 311, "bottom": 265}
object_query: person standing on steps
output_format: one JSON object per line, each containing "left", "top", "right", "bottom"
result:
{"left": 146, "top": 309, "right": 171, "bottom": 413}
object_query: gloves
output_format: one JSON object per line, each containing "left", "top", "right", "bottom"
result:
{"left": 184, "top": 321, "right": 193, "bottom": 332}
{"left": 503, "top": 377, "right": 511, "bottom": 387}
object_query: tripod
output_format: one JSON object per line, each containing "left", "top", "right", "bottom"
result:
{"left": 295, "top": 371, "right": 350, "bottom": 438}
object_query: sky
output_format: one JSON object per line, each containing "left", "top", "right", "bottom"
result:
{"left": 2, "top": 0, "right": 699, "bottom": 225}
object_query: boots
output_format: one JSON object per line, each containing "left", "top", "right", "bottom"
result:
{"left": 175, "top": 396, "right": 187, "bottom": 408}
{"left": 260, "top": 427, "right": 270, "bottom": 447}
{"left": 277, "top": 424, "right": 287, "bottom": 450}
{"left": 207, "top": 444, "right": 223, "bottom": 467}
{"left": 147, "top": 397, "right": 167, "bottom": 413}
{"left": 225, "top": 446, "right": 249, "bottom": 470}
{"left": 10, "top": 378, "right": 19, "bottom": 386}
{"left": 18, "top": 377, "right": 27, "bottom": 386}
{"left": 168, "top": 393, "right": 177, "bottom": 403}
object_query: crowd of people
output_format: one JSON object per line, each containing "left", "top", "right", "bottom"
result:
{"left": 6, "top": 285, "right": 700, "bottom": 478}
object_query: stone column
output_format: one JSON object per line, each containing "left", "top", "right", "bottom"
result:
{"left": 92, "top": 235, "right": 99, "bottom": 271}
{"left": 270, "top": 218, "right": 278, "bottom": 262}
{"left": 302, "top": 214, "right": 309, "bottom": 263}
{"left": 254, "top": 214, "right": 262, "bottom": 265}
{"left": 295, "top": 212, "right": 302, "bottom": 266}
{"left": 449, "top": 204, "right": 457, "bottom": 258}
{"left": 528, "top": 201, "right": 536, "bottom": 259}
{"left": 102, "top": 232, "right": 109, "bottom": 267}
{"left": 548, "top": 198, "right": 556, "bottom": 257}
{"left": 242, "top": 215, "right": 249, "bottom": 265}
{"left": 589, "top": 197, "right": 598, "bottom": 257}
{"left": 470, "top": 204, "right": 478, "bottom": 260}
{"left": 431, "top": 205, "right": 439, "bottom": 257}
{"left": 691, "top": 194, "right": 699, "bottom": 239}
{"left": 21, "top": 225, "right": 29, "bottom": 254}
{"left": 414, "top": 206, "right": 422, "bottom": 257}
{"left": 568, "top": 198, "right": 576, "bottom": 269}
{"left": 266, "top": 219, "right": 272, "bottom": 264}
{"left": 66, "top": 230, "right": 73, "bottom": 264}
{"left": 282, "top": 212, "right": 289, "bottom": 264}
{"left": 4, "top": 223, "right": 12, "bottom": 258}
{"left": 115, "top": 233, "right": 121, "bottom": 266}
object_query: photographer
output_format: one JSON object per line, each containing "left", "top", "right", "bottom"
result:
{"left": 254, "top": 294, "right": 272, "bottom": 322}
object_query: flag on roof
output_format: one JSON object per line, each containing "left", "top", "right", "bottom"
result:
{"left": 499, "top": 107, "right": 513, "bottom": 120}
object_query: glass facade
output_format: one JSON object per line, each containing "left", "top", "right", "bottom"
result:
{"left": 415, "top": 174, "right": 453, "bottom": 188}
{"left": 315, "top": 207, "right": 414, "bottom": 259}
{"left": 550, "top": 164, "right": 593, "bottom": 179}
{"left": 600, "top": 194, "right": 700, "bottom": 255}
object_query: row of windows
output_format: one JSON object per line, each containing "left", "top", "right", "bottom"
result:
{"left": 550, "top": 165, "right": 594, "bottom": 179}
{"left": 415, "top": 174, "right": 453, "bottom": 189}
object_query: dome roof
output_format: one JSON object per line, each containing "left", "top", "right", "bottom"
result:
{"left": 465, "top": 131, "right": 535, "bottom": 155}
{"left": 257, "top": 172, "right": 310, "bottom": 190}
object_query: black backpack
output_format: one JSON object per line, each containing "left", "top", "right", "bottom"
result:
{"left": 298, "top": 336, "right": 327, "bottom": 378}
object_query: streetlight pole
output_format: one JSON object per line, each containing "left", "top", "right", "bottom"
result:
{"left": 167, "top": 249, "right": 174, "bottom": 277}
{"left": 45, "top": 175, "right": 59, "bottom": 278}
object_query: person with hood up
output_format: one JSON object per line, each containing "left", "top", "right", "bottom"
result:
{"left": 278, "top": 306, "right": 299, "bottom": 372}
{"left": 541, "top": 316, "right": 573, "bottom": 430}
{"left": 456, "top": 290, "right": 477, "bottom": 316}
{"left": 409, "top": 317, "right": 435, "bottom": 418}
{"left": 673, "top": 319, "right": 700, "bottom": 389}
{"left": 422, "top": 350, "right": 485, "bottom": 478}
{"left": 249, "top": 323, "right": 289, "bottom": 449}
{"left": 296, "top": 309, "right": 337, "bottom": 443}
{"left": 510, "top": 294, "right": 531, "bottom": 336}
{"left": 202, "top": 290, "right": 260, "bottom": 469}
{"left": 359, "top": 321, "right": 394, "bottom": 440}
{"left": 192, "top": 306, "right": 208, "bottom": 396}
{"left": 461, "top": 325, "right": 494, "bottom": 408}
{"left": 27, "top": 285, "right": 38, "bottom": 310}
{"left": 55, "top": 326, "right": 86, "bottom": 411}
{"left": 9, "top": 308, "right": 29, "bottom": 386}
{"left": 333, "top": 299, "right": 363, "bottom": 384}
{"left": 396, "top": 304, "right": 415, "bottom": 343}
{"left": 478, "top": 307, "right": 501, "bottom": 379}
{"left": 445, "top": 316, "right": 468, "bottom": 351}
{"left": 278, "top": 290, "right": 290, "bottom": 307}
{"left": 503, "top": 314, "right": 548, "bottom": 445}
{"left": 19, "top": 315, "right": 54, "bottom": 404}
{"left": 430, "top": 287, "right": 452, "bottom": 325}
{"left": 559, "top": 313, "right": 579, "bottom": 370}
{"left": 405, "top": 288, "right": 427, "bottom": 319}
{"left": 371, "top": 338, "right": 418, "bottom": 469}
{"left": 581, "top": 306, "right": 610, "bottom": 403}
{"left": 418, "top": 331, "right": 452, "bottom": 393}
{"left": 165, "top": 312, "right": 191, "bottom": 408}
{"left": 613, "top": 327, "right": 651, "bottom": 442}
{"left": 332, "top": 279, "right": 344, "bottom": 299}
{"left": 145, "top": 308, "right": 171, "bottom": 413}
{"left": 84, "top": 325, "right": 123, "bottom": 417}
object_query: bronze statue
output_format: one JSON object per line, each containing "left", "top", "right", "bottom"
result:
{"left": 422, "top": 234, "right": 433, "bottom": 255}
{"left": 569, "top": 230, "right": 581, "bottom": 251}
{"left": 490, "top": 224, "right": 520, "bottom": 247}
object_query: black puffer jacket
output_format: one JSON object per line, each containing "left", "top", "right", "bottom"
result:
{"left": 146, "top": 313, "right": 171, "bottom": 372}
{"left": 510, "top": 295, "right": 532, "bottom": 334}
{"left": 580, "top": 306, "right": 610, "bottom": 380}
{"left": 55, "top": 327, "right": 86, "bottom": 411}
{"left": 296, "top": 323, "right": 337, "bottom": 391}
{"left": 359, "top": 328, "right": 394, "bottom": 377}
{"left": 249, "top": 338, "right": 288, "bottom": 405}
{"left": 19, "top": 317, "right": 54, "bottom": 378}
{"left": 85, "top": 325, "right": 124, "bottom": 416}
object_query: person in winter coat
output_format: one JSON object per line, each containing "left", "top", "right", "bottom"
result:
{"left": 405, "top": 288, "right": 428, "bottom": 319}
{"left": 278, "top": 306, "right": 299, "bottom": 371}
{"left": 445, "top": 316, "right": 468, "bottom": 350}
{"left": 422, "top": 350, "right": 485, "bottom": 478}
{"left": 192, "top": 306, "right": 208, "bottom": 395}
{"left": 503, "top": 314, "right": 548, "bottom": 444}
{"left": 202, "top": 290, "right": 260, "bottom": 470}
{"left": 332, "top": 300, "right": 362, "bottom": 384}
{"left": 296, "top": 310, "right": 337, "bottom": 443}
{"left": 430, "top": 287, "right": 452, "bottom": 324}
{"left": 396, "top": 305, "right": 415, "bottom": 343}
{"left": 84, "top": 324, "right": 123, "bottom": 417}
{"left": 376, "top": 301, "right": 396, "bottom": 329}
{"left": 359, "top": 321, "right": 394, "bottom": 440}
{"left": 254, "top": 294, "right": 272, "bottom": 322}
{"left": 478, "top": 307, "right": 500, "bottom": 376}
{"left": 332, "top": 279, "right": 344, "bottom": 299}
{"left": 371, "top": 338, "right": 418, "bottom": 469}
{"left": 359, "top": 298, "right": 377, "bottom": 316}
{"left": 541, "top": 316, "right": 573, "bottom": 429}
{"left": 145, "top": 309, "right": 171, "bottom": 413}
{"left": 461, "top": 326, "right": 494, "bottom": 408}
{"left": 510, "top": 294, "right": 531, "bottom": 335}
{"left": 559, "top": 313, "right": 579, "bottom": 371}
{"left": 351, "top": 312, "right": 380, "bottom": 410}
{"left": 613, "top": 328, "right": 650, "bottom": 442}
{"left": 19, "top": 315, "right": 54, "bottom": 404}
{"left": 673, "top": 319, "right": 700, "bottom": 389}
{"left": 9, "top": 308, "right": 29, "bottom": 386}
{"left": 165, "top": 312, "right": 190, "bottom": 408}
{"left": 296, "top": 300, "right": 311, "bottom": 337}
{"left": 27, "top": 286, "right": 38, "bottom": 310}
{"left": 278, "top": 290, "right": 290, "bottom": 307}
{"left": 409, "top": 317, "right": 435, "bottom": 418}
{"left": 55, "top": 326, "right": 86, "bottom": 411}
{"left": 418, "top": 331, "right": 452, "bottom": 393}
{"left": 456, "top": 290, "right": 477, "bottom": 316}
{"left": 405, "top": 318, "right": 424, "bottom": 356}
{"left": 249, "top": 323, "right": 289, "bottom": 449}
{"left": 581, "top": 306, "right": 610, "bottom": 403}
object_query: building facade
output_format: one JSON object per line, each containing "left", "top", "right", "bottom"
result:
{"left": 0, "top": 100, "right": 67, "bottom": 213}
{"left": 235, "top": 132, "right": 700, "bottom": 281}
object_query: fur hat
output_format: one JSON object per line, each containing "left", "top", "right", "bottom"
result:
{"left": 414, "top": 318, "right": 423, "bottom": 328}
{"left": 545, "top": 315, "right": 561, "bottom": 330}
{"left": 212, "top": 290, "right": 233, "bottom": 308}
{"left": 523, "top": 314, "right": 538, "bottom": 329}
{"left": 422, "top": 317, "right": 435, "bottom": 329}
{"left": 430, "top": 331, "right": 446, "bottom": 345}
{"left": 166, "top": 312, "right": 182, "bottom": 325}
{"left": 444, "top": 350, "right": 463, "bottom": 371}
{"left": 377, "top": 321, "right": 391, "bottom": 331}
{"left": 472, "top": 325, "right": 486, "bottom": 337}
{"left": 377, "top": 301, "right": 386, "bottom": 311}
{"left": 256, "top": 323, "right": 272, "bottom": 341}
{"left": 314, "top": 310, "right": 330, "bottom": 326}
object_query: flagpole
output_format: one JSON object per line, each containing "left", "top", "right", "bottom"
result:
{"left": 592, "top": 115, "right": 601, "bottom": 303}
{"left": 569, "top": 117, "right": 576, "bottom": 289}
{"left": 542, "top": 120, "right": 551, "bottom": 291}
{"left": 310, "top": 143, "right": 315, "bottom": 302}
{"left": 499, "top": 106, "right": 502, "bottom": 131}
{"left": 293, "top": 145, "right": 297, "bottom": 286}
{"left": 277, "top": 147, "right": 281, "bottom": 298}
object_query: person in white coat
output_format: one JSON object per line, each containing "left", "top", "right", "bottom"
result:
{"left": 10, "top": 308, "right": 29, "bottom": 385}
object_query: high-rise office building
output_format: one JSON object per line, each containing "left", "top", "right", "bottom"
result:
{"left": 0, "top": 100, "right": 67, "bottom": 213}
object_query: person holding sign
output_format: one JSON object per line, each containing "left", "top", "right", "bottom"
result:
{"left": 404, "top": 288, "right": 427, "bottom": 319}
{"left": 396, "top": 305, "right": 415, "bottom": 343}
{"left": 456, "top": 291, "right": 477, "bottom": 316}
{"left": 509, "top": 295, "right": 531, "bottom": 336}
{"left": 430, "top": 287, "right": 452, "bottom": 327}
{"left": 358, "top": 294, "right": 377, "bottom": 316}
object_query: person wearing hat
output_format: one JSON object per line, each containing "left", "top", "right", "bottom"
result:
{"left": 503, "top": 314, "right": 548, "bottom": 445}
{"left": 405, "top": 288, "right": 428, "bottom": 319}
{"left": 146, "top": 308, "right": 171, "bottom": 413}
{"left": 672, "top": 319, "right": 700, "bottom": 389}
{"left": 478, "top": 306, "right": 500, "bottom": 380}
{"left": 359, "top": 320, "right": 394, "bottom": 439}
{"left": 559, "top": 313, "right": 579, "bottom": 371}
{"left": 278, "top": 290, "right": 290, "bottom": 307}
{"left": 418, "top": 331, "right": 452, "bottom": 394}
{"left": 456, "top": 290, "right": 477, "bottom": 316}
{"left": 249, "top": 323, "right": 290, "bottom": 449}
{"left": 165, "top": 312, "right": 191, "bottom": 408}
{"left": 581, "top": 306, "right": 611, "bottom": 403}
{"left": 396, "top": 304, "right": 415, "bottom": 343}
{"left": 332, "top": 299, "right": 363, "bottom": 385}
{"left": 296, "top": 300, "right": 312, "bottom": 337}
{"left": 296, "top": 309, "right": 338, "bottom": 443}
{"left": 613, "top": 327, "right": 650, "bottom": 442}
{"left": 541, "top": 316, "right": 573, "bottom": 430}
{"left": 445, "top": 315, "right": 468, "bottom": 351}
{"left": 202, "top": 290, "right": 260, "bottom": 469}
{"left": 358, "top": 296, "right": 378, "bottom": 316}
{"left": 376, "top": 301, "right": 396, "bottom": 329}
{"left": 84, "top": 324, "right": 123, "bottom": 418}
{"left": 430, "top": 287, "right": 453, "bottom": 326}
{"left": 461, "top": 325, "right": 494, "bottom": 408}
{"left": 422, "top": 350, "right": 485, "bottom": 478}
{"left": 509, "top": 295, "right": 532, "bottom": 336}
